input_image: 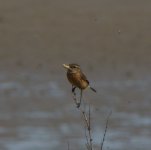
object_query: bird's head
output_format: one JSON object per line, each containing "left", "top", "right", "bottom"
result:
{"left": 63, "top": 63, "right": 81, "bottom": 73}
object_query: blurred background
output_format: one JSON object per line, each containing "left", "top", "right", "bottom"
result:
{"left": 0, "top": 0, "right": 151, "bottom": 150}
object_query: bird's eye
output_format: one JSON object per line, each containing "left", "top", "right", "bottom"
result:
{"left": 70, "top": 64, "right": 79, "bottom": 69}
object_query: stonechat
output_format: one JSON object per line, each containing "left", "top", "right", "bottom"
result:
{"left": 63, "top": 63, "right": 96, "bottom": 108}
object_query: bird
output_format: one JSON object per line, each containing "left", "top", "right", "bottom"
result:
{"left": 63, "top": 63, "right": 96, "bottom": 108}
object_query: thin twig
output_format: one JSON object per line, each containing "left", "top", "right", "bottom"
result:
{"left": 77, "top": 89, "right": 82, "bottom": 108}
{"left": 80, "top": 106, "right": 93, "bottom": 150}
{"left": 88, "top": 105, "right": 93, "bottom": 150}
{"left": 72, "top": 86, "right": 79, "bottom": 108}
{"left": 84, "top": 124, "right": 89, "bottom": 148}
{"left": 72, "top": 88, "right": 93, "bottom": 150}
{"left": 100, "top": 110, "right": 112, "bottom": 150}
{"left": 72, "top": 87, "right": 83, "bottom": 108}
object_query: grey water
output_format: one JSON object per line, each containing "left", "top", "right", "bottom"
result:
{"left": 0, "top": 71, "right": 150, "bottom": 150}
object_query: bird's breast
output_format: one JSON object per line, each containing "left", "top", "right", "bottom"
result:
{"left": 67, "top": 72, "right": 88, "bottom": 89}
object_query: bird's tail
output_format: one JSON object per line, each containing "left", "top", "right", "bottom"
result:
{"left": 88, "top": 86, "right": 96, "bottom": 93}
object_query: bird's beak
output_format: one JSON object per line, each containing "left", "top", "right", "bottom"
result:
{"left": 62, "top": 64, "right": 70, "bottom": 69}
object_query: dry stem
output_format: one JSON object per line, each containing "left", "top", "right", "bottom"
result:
{"left": 79, "top": 105, "right": 93, "bottom": 150}
{"left": 100, "top": 111, "right": 112, "bottom": 150}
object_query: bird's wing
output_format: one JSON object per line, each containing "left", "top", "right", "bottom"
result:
{"left": 80, "top": 72, "right": 89, "bottom": 84}
{"left": 80, "top": 71, "right": 96, "bottom": 92}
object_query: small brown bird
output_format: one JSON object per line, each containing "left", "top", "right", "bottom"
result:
{"left": 63, "top": 63, "right": 96, "bottom": 107}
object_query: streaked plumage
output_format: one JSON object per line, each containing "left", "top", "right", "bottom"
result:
{"left": 63, "top": 63, "right": 96, "bottom": 92}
